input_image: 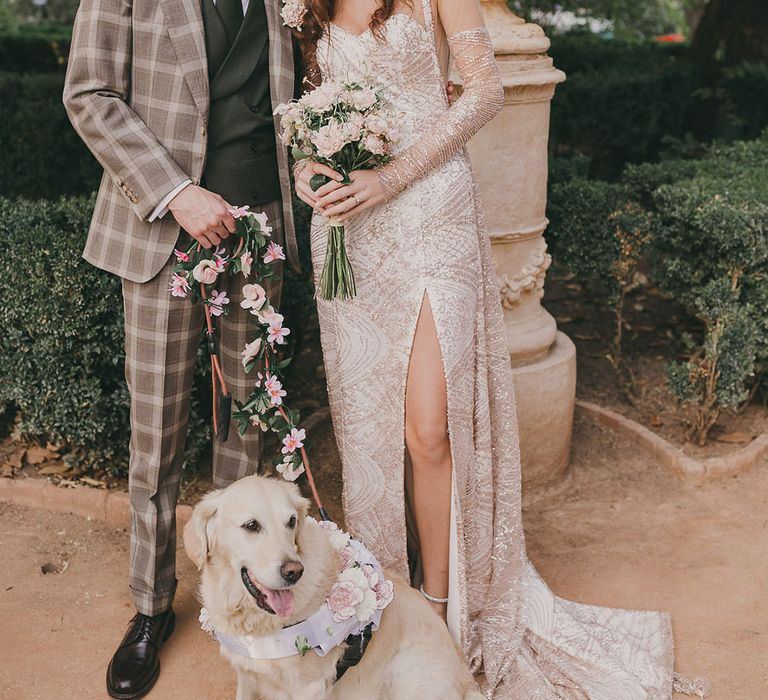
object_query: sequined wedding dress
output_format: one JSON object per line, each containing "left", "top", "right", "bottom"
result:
{"left": 309, "top": 1, "right": 702, "bottom": 697}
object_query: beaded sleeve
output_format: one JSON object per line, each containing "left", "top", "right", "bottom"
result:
{"left": 377, "top": 27, "right": 504, "bottom": 199}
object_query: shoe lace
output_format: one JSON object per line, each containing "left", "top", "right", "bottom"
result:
{"left": 126, "top": 613, "right": 162, "bottom": 647}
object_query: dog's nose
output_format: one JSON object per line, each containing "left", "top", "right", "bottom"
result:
{"left": 280, "top": 560, "right": 304, "bottom": 584}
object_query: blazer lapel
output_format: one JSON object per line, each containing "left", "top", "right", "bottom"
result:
{"left": 209, "top": 0, "right": 268, "bottom": 100}
{"left": 263, "top": 0, "right": 299, "bottom": 266}
{"left": 263, "top": 0, "right": 295, "bottom": 108}
{"left": 161, "top": 0, "right": 210, "bottom": 117}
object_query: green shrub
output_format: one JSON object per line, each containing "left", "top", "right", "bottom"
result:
{"left": 649, "top": 150, "right": 768, "bottom": 442}
{"left": 0, "top": 196, "right": 208, "bottom": 473}
{"left": 718, "top": 62, "right": 768, "bottom": 141}
{"left": 548, "top": 34, "right": 687, "bottom": 76}
{"left": 0, "top": 71, "right": 100, "bottom": 197}
{"left": 0, "top": 30, "right": 71, "bottom": 72}
{"left": 548, "top": 134, "right": 768, "bottom": 440}
{"left": 0, "top": 195, "right": 316, "bottom": 474}
{"left": 547, "top": 177, "right": 652, "bottom": 396}
{"left": 550, "top": 56, "right": 696, "bottom": 179}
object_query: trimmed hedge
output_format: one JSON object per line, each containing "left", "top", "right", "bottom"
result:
{"left": 0, "top": 71, "right": 101, "bottom": 197}
{"left": 0, "top": 30, "right": 71, "bottom": 72}
{"left": 0, "top": 194, "right": 315, "bottom": 474}
{"left": 547, "top": 134, "right": 768, "bottom": 442}
{"left": 549, "top": 37, "right": 697, "bottom": 179}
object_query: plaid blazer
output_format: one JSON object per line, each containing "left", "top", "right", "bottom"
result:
{"left": 63, "top": 0, "right": 298, "bottom": 282}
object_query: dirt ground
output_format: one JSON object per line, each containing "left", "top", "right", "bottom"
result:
{"left": 2, "top": 414, "right": 766, "bottom": 699}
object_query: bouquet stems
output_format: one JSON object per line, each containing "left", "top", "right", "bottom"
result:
{"left": 319, "top": 222, "right": 356, "bottom": 301}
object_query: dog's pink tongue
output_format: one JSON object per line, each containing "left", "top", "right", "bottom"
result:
{"left": 264, "top": 587, "right": 295, "bottom": 618}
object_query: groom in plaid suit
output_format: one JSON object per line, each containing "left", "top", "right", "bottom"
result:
{"left": 64, "top": 0, "right": 299, "bottom": 695}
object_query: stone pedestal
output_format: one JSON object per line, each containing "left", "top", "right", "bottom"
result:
{"left": 461, "top": 1, "right": 575, "bottom": 489}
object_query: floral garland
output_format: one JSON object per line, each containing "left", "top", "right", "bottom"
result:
{"left": 169, "top": 207, "right": 306, "bottom": 482}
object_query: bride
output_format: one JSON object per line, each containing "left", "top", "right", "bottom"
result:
{"left": 292, "top": 1, "right": 700, "bottom": 697}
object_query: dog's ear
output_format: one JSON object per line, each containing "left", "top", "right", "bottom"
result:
{"left": 183, "top": 490, "right": 221, "bottom": 571}
{"left": 290, "top": 486, "right": 311, "bottom": 545}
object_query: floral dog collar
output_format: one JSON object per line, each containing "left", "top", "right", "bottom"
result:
{"left": 200, "top": 519, "right": 394, "bottom": 661}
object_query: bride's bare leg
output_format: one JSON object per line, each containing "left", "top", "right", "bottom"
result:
{"left": 405, "top": 294, "right": 451, "bottom": 621}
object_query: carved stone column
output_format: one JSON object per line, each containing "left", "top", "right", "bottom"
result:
{"left": 459, "top": 1, "right": 576, "bottom": 491}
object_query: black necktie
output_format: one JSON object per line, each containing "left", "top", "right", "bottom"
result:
{"left": 217, "top": 0, "right": 244, "bottom": 43}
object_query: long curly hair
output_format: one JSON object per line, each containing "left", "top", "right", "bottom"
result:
{"left": 295, "top": 1, "right": 411, "bottom": 83}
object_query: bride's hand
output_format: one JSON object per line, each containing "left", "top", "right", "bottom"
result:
{"left": 294, "top": 160, "right": 344, "bottom": 209}
{"left": 314, "top": 170, "right": 386, "bottom": 223}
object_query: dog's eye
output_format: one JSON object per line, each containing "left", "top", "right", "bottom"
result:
{"left": 242, "top": 519, "right": 261, "bottom": 533}
{"left": 287, "top": 515, "right": 297, "bottom": 529}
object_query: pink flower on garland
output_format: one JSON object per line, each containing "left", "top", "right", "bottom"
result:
{"left": 229, "top": 205, "right": 251, "bottom": 219}
{"left": 263, "top": 242, "right": 286, "bottom": 263}
{"left": 173, "top": 248, "right": 190, "bottom": 262}
{"left": 265, "top": 374, "right": 287, "bottom": 406}
{"left": 253, "top": 211, "right": 273, "bottom": 237}
{"left": 241, "top": 338, "right": 262, "bottom": 368}
{"left": 257, "top": 306, "right": 281, "bottom": 325}
{"left": 208, "top": 290, "right": 230, "bottom": 317}
{"left": 240, "top": 251, "right": 253, "bottom": 277}
{"left": 241, "top": 283, "right": 268, "bottom": 314}
{"left": 268, "top": 318, "right": 291, "bottom": 345}
{"left": 276, "top": 455, "right": 305, "bottom": 481}
{"left": 169, "top": 272, "right": 191, "bottom": 298}
{"left": 193, "top": 258, "right": 224, "bottom": 284}
{"left": 282, "top": 428, "right": 306, "bottom": 455}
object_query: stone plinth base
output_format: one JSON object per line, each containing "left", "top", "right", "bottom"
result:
{"left": 511, "top": 331, "right": 577, "bottom": 491}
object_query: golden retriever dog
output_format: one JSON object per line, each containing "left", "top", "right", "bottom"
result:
{"left": 183, "top": 475, "right": 484, "bottom": 700}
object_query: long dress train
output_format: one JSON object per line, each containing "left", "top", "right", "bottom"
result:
{"left": 309, "top": 1, "right": 702, "bottom": 697}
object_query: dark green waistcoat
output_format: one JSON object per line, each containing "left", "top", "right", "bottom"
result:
{"left": 202, "top": 0, "right": 281, "bottom": 206}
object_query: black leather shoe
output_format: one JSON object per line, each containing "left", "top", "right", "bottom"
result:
{"left": 106, "top": 609, "right": 175, "bottom": 699}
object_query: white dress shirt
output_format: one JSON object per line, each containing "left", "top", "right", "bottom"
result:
{"left": 148, "top": 0, "right": 252, "bottom": 222}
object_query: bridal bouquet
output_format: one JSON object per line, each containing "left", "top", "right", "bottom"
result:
{"left": 275, "top": 80, "right": 398, "bottom": 300}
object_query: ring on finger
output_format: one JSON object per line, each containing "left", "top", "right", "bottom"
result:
{"left": 351, "top": 193, "right": 361, "bottom": 207}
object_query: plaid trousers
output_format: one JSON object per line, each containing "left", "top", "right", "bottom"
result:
{"left": 122, "top": 200, "right": 283, "bottom": 616}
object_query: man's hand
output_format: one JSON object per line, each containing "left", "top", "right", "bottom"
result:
{"left": 168, "top": 184, "right": 236, "bottom": 249}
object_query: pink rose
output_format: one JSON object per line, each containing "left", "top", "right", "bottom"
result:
{"left": 240, "top": 283, "right": 267, "bottom": 314}
{"left": 373, "top": 577, "right": 394, "bottom": 609}
{"left": 326, "top": 580, "right": 365, "bottom": 622}
{"left": 280, "top": 0, "right": 307, "bottom": 31}
{"left": 364, "top": 114, "right": 388, "bottom": 136}
{"left": 301, "top": 82, "right": 341, "bottom": 113}
{"left": 363, "top": 133, "right": 387, "bottom": 156}
{"left": 193, "top": 259, "right": 222, "bottom": 285}
{"left": 240, "top": 251, "right": 253, "bottom": 277}
{"left": 339, "top": 545, "right": 357, "bottom": 569}
{"left": 241, "top": 338, "right": 262, "bottom": 368}
{"left": 310, "top": 121, "right": 347, "bottom": 158}
{"left": 344, "top": 87, "right": 376, "bottom": 110}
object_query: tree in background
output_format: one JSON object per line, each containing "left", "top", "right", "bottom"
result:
{"left": 509, "top": 0, "right": 701, "bottom": 39}
{"left": 690, "top": 0, "right": 768, "bottom": 80}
